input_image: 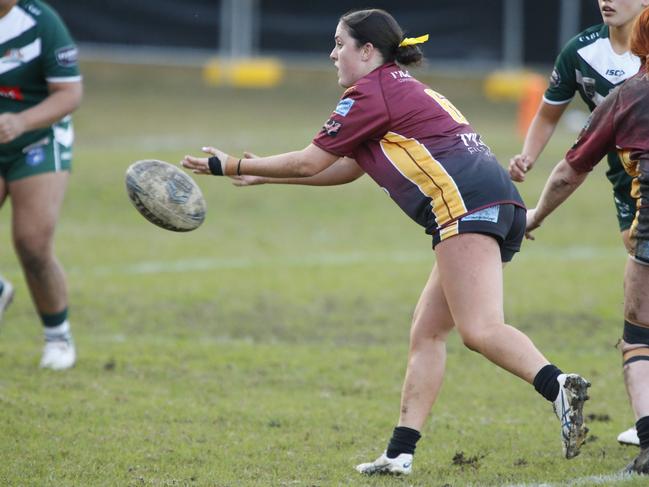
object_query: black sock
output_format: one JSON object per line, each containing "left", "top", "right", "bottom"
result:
{"left": 636, "top": 416, "right": 649, "bottom": 450}
{"left": 533, "top": 364, "right": 563, "bottom": 402}
{"left": 386, "top": 426, "right": 421, "bottom": 458}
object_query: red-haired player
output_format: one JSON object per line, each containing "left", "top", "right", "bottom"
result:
{"left": 527, "top": 7, "right": 649, "bottom": 475}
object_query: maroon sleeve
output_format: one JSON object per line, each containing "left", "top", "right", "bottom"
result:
{"left": 565, "top": 90, "right": 618, "bottom": 173}
{"left": 312, "top": 83, "right": 390, "bottom": 157}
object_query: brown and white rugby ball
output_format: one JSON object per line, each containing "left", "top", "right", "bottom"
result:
{"left": 125, "top": 159, "right": 206, "bottom": 232}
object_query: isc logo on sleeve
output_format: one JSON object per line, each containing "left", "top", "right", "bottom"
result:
{"left": 334, "top": 98, "right": 355, "bottom": 117}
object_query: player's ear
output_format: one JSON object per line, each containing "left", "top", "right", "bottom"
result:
{"left": 361, "top": 43, "right": 374, "bottom": 61}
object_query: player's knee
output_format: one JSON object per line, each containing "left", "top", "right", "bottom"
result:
{"left": 13, "top": 236, "right": 52, "bottom": 274}
{"left": 457, "top": 326, "right": 491, "bottom": 353}
{"left": 620, "top": 320, "right": 649, "bottom": 367}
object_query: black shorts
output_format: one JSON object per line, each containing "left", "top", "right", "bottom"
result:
{"left": 432, "top": 204, "right": 526, "bottom": 263}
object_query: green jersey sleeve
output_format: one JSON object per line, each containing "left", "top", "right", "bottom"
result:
{"left": 38, "top": 3, "right": 80, "bottom": 82}
{"left": 544, "top": 41, "right": 578, "bottom": 105}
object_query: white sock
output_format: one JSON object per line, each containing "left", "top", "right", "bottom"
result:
{"left": 44, "top": 320, "right": 72, "bottom": 342}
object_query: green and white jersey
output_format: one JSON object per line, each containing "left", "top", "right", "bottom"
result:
{"left": 545, "top": 24, "right": 639, "bottom": 110}
{"left": 0, "top": 0, "right": 80, "bottom": 152}
{"left": 545, "top": 24, "right": 638, "bottom": 231}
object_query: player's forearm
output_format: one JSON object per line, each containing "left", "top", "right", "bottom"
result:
{"left": 533, "top": 158, "right": 587, "bottom": 223}
{"left": 521, "top": 106, "right": 564, "bottom": 163}
{"left": 264, "top": 158, "right": 364, "bottom": 186}
{"left": 20, "top": 83, "right": 82, "bottom": 132}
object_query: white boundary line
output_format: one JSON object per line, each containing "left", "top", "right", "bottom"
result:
{"left": 67, "top": 246, "right": 626, "bottom": 277}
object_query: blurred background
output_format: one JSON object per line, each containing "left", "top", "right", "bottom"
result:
{"left": 49, "top": 0, "right": 601, "bottom": 69}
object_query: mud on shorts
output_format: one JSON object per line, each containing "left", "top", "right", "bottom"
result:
{"left": 432, "top": 204, "right": 526, "bottom": 263}
{"left": 0, "top": 117, "right": 73, "bottom": 182}
{"left": 613, "top": 188, "right": 636, "bottom": 233}
{"left": 631, "top": 161, "right": 649, "bottom": 265}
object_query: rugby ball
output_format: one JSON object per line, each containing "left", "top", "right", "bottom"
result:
{"left": 125, "top": 159, "right": 206, "bottom": 232}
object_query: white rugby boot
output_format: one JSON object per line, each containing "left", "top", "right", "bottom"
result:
{"left": 553, "top": 373, "right": 590, "bottom": 459}
{"left": 356, "top": 451, "right": 413, "bottom": 475}
{"left": 40, "top": 338, "right": 76, "bottom": 370}
{"left": 0, "top": 277, "right": 15, "bottom": 322}
{"left": 618, "top": 427, "right": 640, "bottom": 447}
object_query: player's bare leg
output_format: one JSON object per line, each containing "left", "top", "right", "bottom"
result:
{"left": 435, "top": 233, "right": 589, "bottom": 458}
{"left": 622, "top": 258, "right": 649, "bottom": 473}
{"left": 398, "top": 264, "right": 455, "bottom": 431}
{"left": 356, "top": 265, "right": 455, "bottom": 475}
{"left": 435, "top": 233, "right": 547, "bottom": 381}
{"left": 0, "top": 177, "right": 15, "bottom": 322}
{"left": 9, "top": 172, "right": 75, "bottom": 370}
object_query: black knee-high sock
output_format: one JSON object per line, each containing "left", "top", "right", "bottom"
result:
{"left": 386, "top": 426, "right": 421, "bottom": 458}
{"left": 636, "top": 416, "right": 649, "bottom": 450}
{"left": 533, "top": 364, "right": 563, "bottom": 402}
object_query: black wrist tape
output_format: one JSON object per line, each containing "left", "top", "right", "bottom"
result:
{"left": 208, "top": 156, "right": 224, "bottom": 176}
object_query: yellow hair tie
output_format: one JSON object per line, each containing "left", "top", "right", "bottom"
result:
{"left": 399, "top": 34, "right": 429, "bottom": 48}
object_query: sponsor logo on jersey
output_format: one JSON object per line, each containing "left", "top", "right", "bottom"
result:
{"left": 55, "top": 46, "right": 78, "bottom": 67}
{"left": 578, "top": 32, "right": 600, "bottom": 43}
{"left": 581, "top": 76, "right": 596, "bottom": 99}
{"left": 26, "top": 3, "right": 42, "bottom": 15}
{"left": 321, "top": 118, "right": 342, "bottom": 136}
{"left": 550, "top": 68, "right": 561, "bottom": 88}
{"left": 389, "top": 70, "right": 411, "bottom": 80}
{"left": 0, "top": 86, "right": 24, "bottom": 100}
{"left": 606, "top": 68, "right": 625, "bottom": 77}
{"left": 461, "top": 205, "right": 500, "bottom": 223}
{"left": 334, "top": 98, "right": 355, "bottom": 117}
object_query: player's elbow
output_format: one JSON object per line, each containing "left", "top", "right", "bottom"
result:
{"left": 293, "top": 152, "right": 325, "bottom": 177}
{"left": 68, "top": 84, "right": 84, "bottom": 112}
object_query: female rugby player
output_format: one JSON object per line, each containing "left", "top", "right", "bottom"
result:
{"left": 511, "top": 0, "right": 649, "bottom": 446}
{"left": 182, "top": 9, "right": 590, "bottom": 475}
{"left": 0, "top": 0, "right": 82, "bottom": 370}
{"left": 526, "top": 7, "right": 649, "bottom": 475}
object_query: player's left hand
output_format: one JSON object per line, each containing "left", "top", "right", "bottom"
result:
{"left": 0, "top": 112, "right": 27, "bottom": 143}
{"left": 181, "top": 146, "right": 230, "bottom": 175}
{"left": 525, "top": 207, "right": 541, "bottom": 240}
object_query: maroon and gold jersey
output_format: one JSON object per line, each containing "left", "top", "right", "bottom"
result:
{"left": 566, "top": 68, "right": 649, "bottom": 247}
{"left": 313, "top": 63, "right": 523, "bottom": 238}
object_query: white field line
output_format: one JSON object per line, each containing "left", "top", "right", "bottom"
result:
{"left": 69, "top": 245, "right": 625, "bottom": 277}
{"left": 505, "top": 471, "right": 636, "bottom": 487}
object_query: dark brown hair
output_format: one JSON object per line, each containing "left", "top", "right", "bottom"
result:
{"left": 631, "top": 7, "right": 649, "bottom": 71}
{"left": 340, "top": 9, "right": 424, "bottom": 66}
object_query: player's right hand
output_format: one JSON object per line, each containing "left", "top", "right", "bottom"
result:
{"left": 509, "top": 154, "right": 533, "bottom": 182}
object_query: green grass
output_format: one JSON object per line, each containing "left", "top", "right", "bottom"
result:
{"left": 0, "top": 61, "right": 644, "bottom": 486}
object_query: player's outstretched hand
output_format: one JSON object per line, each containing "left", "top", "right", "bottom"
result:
{"left": 509, "top": 154, "right": 533, "bottom": 182}
{"left": 525, "top": 207, "right": 541, "bottom": 240}
{"left": 181, "top": 146, "right": 230, "bottom": 175}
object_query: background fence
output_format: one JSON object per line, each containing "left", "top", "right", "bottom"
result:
{"left": 48, "top": 0, "right": 602, "bottom": 68}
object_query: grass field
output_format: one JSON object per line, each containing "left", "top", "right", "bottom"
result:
{"left": 0, "top": 60, "right": 645, "bottom": 486}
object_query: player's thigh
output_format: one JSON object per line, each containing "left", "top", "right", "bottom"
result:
{"left": 0, "top": 177, "right": 7, "bottom": 209}
{"left": 434, "top": 232, "right": 504, "bottom": 330}
{"left": 624, "top": 258, "right": 649, "bottom": 326}
{"left": 9, "top": 171, "right": 69, "bottom": 243}
{"left": 410, "top": 264, "right": 455, "bottom": 341}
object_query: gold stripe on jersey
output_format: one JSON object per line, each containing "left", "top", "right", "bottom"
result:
{"left": 380, "top": 131, "right": 467, "bottom": 227}
{"left": 618, "top": 149, "right": 641, "bottom": 200}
